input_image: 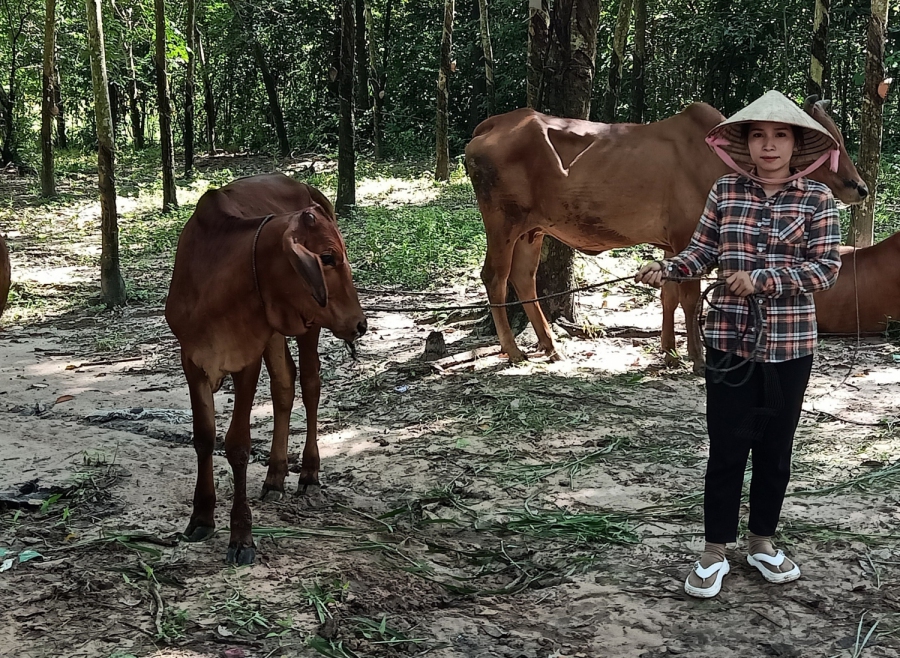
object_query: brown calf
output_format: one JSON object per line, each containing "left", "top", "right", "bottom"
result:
{"left": 165, "top": 173, "right": 366, "bottom": 564}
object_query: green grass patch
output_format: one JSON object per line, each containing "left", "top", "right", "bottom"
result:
{"left": 492, "top": 506, "right": 640, "bottom": 545}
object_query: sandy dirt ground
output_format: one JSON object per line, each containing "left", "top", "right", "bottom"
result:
{"left": 0, "top": 161, "right": 899, "bottom": 658}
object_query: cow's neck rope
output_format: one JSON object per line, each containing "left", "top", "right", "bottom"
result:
{"left": 252, "top": 214, "right": 277, "bottom": 304}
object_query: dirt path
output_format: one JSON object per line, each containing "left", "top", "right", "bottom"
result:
{"left": 1, "top": 163, "right": 899, "bottom": 658}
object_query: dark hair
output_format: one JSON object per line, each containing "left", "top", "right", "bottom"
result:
{"left": 740, "top": 124, "right": 804, "bottom": 149}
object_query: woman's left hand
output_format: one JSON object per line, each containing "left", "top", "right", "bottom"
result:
{"left": 726, "top": 271, "right": 756, "bottom": 297}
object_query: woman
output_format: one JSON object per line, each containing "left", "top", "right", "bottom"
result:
{"left": 635, "top": 90, "right": 842, "bottom": 598}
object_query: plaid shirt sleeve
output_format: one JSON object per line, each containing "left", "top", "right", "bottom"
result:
{"left": 749, "top": 194, "right": 842, "bottom": 298}
{"left": 664, "top": 185, "right": 720, "bottom": 277}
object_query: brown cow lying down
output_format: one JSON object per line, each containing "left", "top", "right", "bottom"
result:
{"left": 465, "top": 100, "right": 866, "bottom": 373}
{"left": 166, "top": 173, "right": 367, "bottom": 564}
{"left": 815, "top": 231, "right": 900, "bottom": 334}
{"left": 0, "top": 234, "right": 9, "bottom": 317}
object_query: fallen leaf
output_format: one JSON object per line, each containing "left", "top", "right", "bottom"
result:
{"left": 55, "top": 395, "right": 74, "bottom": 404}
{"left": 217, "top": 625, "right": 234, "bottom": 638}
{"left": 0, "top": 558, "right": 14, "bottom": 573}
{"left": 18, "top": 550, "right": 43, "bottom": 564}
{"left": 65, "top": 365, "right": 77, "bottom": 370}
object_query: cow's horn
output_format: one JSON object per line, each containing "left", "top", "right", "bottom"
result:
{"left": 803, "top": 95, "right": 819, "bottom": 111}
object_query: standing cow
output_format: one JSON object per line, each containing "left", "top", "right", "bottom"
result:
{"left": 815, "top": 231, "right": 900, "bottom": 335}
{"left": 465, "top": 99, "right": 867, "bottom": 372}
{"left": 166, "top": 173, "right": 367, "bottom": 564}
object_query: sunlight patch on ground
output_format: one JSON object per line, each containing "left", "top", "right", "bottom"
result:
{"left": 356, "top": 175, "right": 441, "bottom": 208}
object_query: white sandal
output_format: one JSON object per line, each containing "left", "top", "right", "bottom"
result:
{"left": 747, "top": 549, "right": 801, "bottom": 584}
{"left": 684, "top": 558, "right": 730, "bottom": 598}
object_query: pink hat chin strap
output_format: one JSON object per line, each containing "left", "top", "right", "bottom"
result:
{"left": 705, "top": 135, "right": 840, "bottom": 185}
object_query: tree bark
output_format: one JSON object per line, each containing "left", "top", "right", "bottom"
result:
{"left": 53, "top": 58, "right": 67, "bottom": 149}
{"left": 0, "top": 3, "right": 29, "bottom": 166}
{"left": 435, "top": 0, "right": 454, "bottom": 181}
{"left": 369, "top": 0, "right": 392, "bottom": 160}
{"left": 527, "top": 0, "right": 549, "bottom": 110}
{"left": 41, "top": 0, "right": 57, "bottom": 197}
{"left": 477, "top": 0, "right": 494, "bottom": 117}
{"left": 197, "top": 28, "right": 216, "bottom": 152}
{"left": 850, "top": 0, "right": 890, "bottom": 248}
{"left": 154, "top": 0, "right": 178, "bottom": 211}
{"left": 602, "top": 0, "right": 633, "bottom": 123}
{"left": 808, "top": 0, "right": 829, "bottom": 97}
{"left": 535, "top": 0, "right": 601, "bottom": 323}
{"left": 85, "top": 0, "right": 126, "bottom": 307}
{"left": 126, "top": 33, "right": 144, "bottom": 149}
{"left": 336, "top": 0, "right": 356, "bottom": 216}
{"left": 630, "top": 0, "right": 646, "bottom": 123}
{"left": 355, "top": 0, "right": 369, "bottom": 119}
{"left": 184, "top": 0, "right": 196, "bottom": 173}
{"left": 227, "top": 0, "right": 290, "bottom": 157}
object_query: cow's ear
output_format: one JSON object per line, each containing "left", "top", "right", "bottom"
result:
{"left": 802, "top": 95, "right": 819, "bottom": 112}
{"left": 816, "top": 99, "right": 832, "bottom": 112}
{"left": 287, "top": 239, "right": 327, "bottom": 307}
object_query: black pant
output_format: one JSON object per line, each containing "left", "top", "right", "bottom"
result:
{"left": 704, "top": 348, "right": 813, "bottom": 544}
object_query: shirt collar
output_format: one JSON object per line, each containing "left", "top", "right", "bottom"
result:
{"left": 738, "top": 170, "right": 806, "bottom": 195}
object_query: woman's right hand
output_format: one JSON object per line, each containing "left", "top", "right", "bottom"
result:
{"left": 635, "top": 261, "right": 665, "bottom": 288}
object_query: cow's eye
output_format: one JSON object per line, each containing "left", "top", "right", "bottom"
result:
{"left": 320, "top": 253, "right": 336, "bottom": 266}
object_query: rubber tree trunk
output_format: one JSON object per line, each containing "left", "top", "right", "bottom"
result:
{"left": 368, "top": 0, "right": 392, "bottom": 160}
{"left": 336, "top": 0, "right": 356, "bottom": 216}
{"left": 154, "top": 0, "right": 178, "bottom": 211}
{"left": 355, "top": 0, "right": 369, "bottom": 118}
{"left": 808, "top": 0, "right": 829, "bottom": 97}
{"left": 126, "top": 33, "right": 144, "bottom": 149}
{"left": 477, "top": 0, "right": 494, "bottom": 117}
{"left": 602, "top": 0, "right": 633, "bottom": 123}
{"left": 435, "top": 0, "right": 454, "bottom": 181}
{"left": 41, "top": 0, "right": 57, "bottom": 198}
{"left": 630, "top": 0, "right": 646, "bottom": 123}
{"left": 535, "top": 0, "right": 601, "bottom": 323}
{"left": 184, "top": 0, "right": 196, "bottom": 174}
{"left": 53, "top": 59, "right": 67, "bottom": 149}
{"left": 527, "top": 0, "right": 550, "bottom": 110}
{"left": 850, "top": 0, "right": 890, "bottom": 248}
{"left": 85, "top": 0, "right": 126, "bottom": 307}
{"left": 0, "top": 8, "right": 25, "bottom": 166}
{"left": 197, "top": 28, "right": 216, "bottom": 152}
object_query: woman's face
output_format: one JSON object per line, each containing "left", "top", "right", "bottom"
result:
{"left": 747, "top": 122, "right": 796, "bottom": 178}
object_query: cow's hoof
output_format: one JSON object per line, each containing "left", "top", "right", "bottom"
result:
{"left": 182, "top": 523, "right": 216, "bottom": 543}
{"left": 296, "top": 470, "right": 320, "bottom": 489}
{"left": 504, "top": 347, "right": 527, "bottom": 363}
{"left": 226, "top": 543, "right": 255, "bottom": 565}
{"left": 261, "top": 482, "right": 285, "bottom": 502}
{"left": 546, "top": 347, "right": 565, "bottom": 362}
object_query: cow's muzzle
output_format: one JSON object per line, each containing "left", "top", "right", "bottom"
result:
{"left": 846, "top": 178, "right": 869, "bottom": 199}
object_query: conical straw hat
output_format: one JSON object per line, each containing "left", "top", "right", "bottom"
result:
{"left": 706, "top": 90, "right": 838, "bottom": 170}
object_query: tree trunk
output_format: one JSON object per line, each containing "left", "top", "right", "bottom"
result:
{"left": 41, "top": 0, "right": 57, "bottom": 197}
{"left": 154, "top": 0, "right": 178, "bottom": 211}
{"left": 808, "top": 0, "right": 829, "bottom": 97}
{"left": 850, "top": 0, "right": 890, "bottom": 248}
{"left": 477, "top": 0, "right": 494, "bottom": 117}
{"left": 355, "top": 0, "right": 369, "bottom": 119}
{"left": 0, "top": 8, "right": 26, "bottom": 166}
{"left": 602, "top": 0, "right": 633, "bottom": 123}
{"left": 435, "top": 0, "right": 454, "bottom": 181}
{"left": 527, "top": 0, "right": 549, "bottom": 109}
{"left": 534, "top": 0, "right": 601, "bottom": 323}
{"left": 369, "top": 0, "right": 392, "bottom": 160}
{"left": 53, "top": 58, "right": 67, "bottom": 149}
{"left": 109, "top": 82, "right": 120, "bottom": 140}
{"left": 184, "top": 0, "right": 196, "bottom": 173}
{"left": 85, "top": 0, "right": 126, "bottom": 307}
{"left": 197, "top": 28, "right": 216, "bottom": 152}
{"left": 126, "top": 34, "right": 144, "bottom": 149}
{"left": 630, "top": 0, "right": 646, "bottom": 123}
{"left": 336, "top": 0, "right": 356, "bottom": 216}
{"left": 227, "top": 0, "right": 290, "bottom": 157}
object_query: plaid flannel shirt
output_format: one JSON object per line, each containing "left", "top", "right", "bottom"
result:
{"left": 663, "top": 173, "right": 841, "bottom": 363}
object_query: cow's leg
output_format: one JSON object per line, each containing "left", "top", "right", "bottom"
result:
{"left": 225, "top": 359, "right": 262, "bottom": 565}
{"left": 482, "top": 222, "right": 527, "bottom": 362}
{"left": 660, "top": 279, "right": 680, "bottom": 366}
{"left": 182, "top": 354, "right": 218, "bottom": 542}
{"left": 261, "top": 334, "right": 296, "bottom": 501}
{"left": 509, "top": 232, "right": 560, "bottom": 360}
{"left": 680, "top": 278, "right": 706, "bottom": 375}
{"left": 296, "top": 326, "right": 322, "bottom": 490}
